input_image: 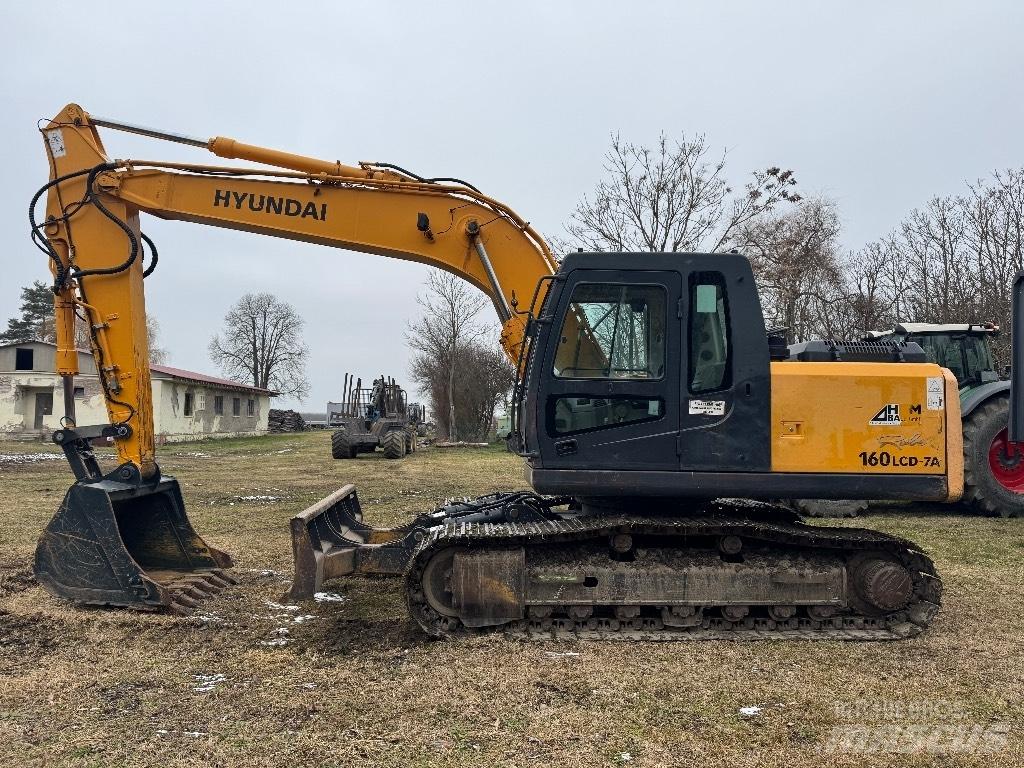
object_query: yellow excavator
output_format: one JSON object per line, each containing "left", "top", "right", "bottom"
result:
{"left": 30, "top": 104, "right": 1024, "bottom": 638}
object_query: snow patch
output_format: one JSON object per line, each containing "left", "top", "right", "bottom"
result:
{"left": 265, "top": 601, "right": 299, "bottom": 612}
{"left": 193, "top": 673, "right": 227, "bottom": 693}
{"left": 739, "top": 706, "right": 762, "bottom": 717}
{"left": 0, "top": 452, "right": 63, "bottom": 465}
{"left": 313, "top": 592, "right": 346, "bottom": 603}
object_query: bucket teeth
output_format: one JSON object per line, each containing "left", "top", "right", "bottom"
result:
{"left": 168, "top": 601, "right": 192, "bottom": 616}
{"left": 171, "top": 592, "right": 200, "bottom": 609}
{"left": 158, "top": 569, "right": 238, "bottom": 615}
{"left": 204, "top": 571, "right": 234, "bottom": 588}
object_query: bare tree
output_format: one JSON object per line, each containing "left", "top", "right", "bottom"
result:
{"left": 208, "top": 293, "right": 309, "bottom": 398}
{"left": 410, "top": 340, "right": 514, "bottom": 441}
{"left": 563, "top": 132, "right": 800, "bottom": 254}
{"left": 737, "top": 197, "right": 844, "bottom": 342}
{"left": 146, "top": 315, "right": 168, "bottom": 365}
{"left": 834, "top": 167, "right": 1024, "bottom": 364}
{"left": 406, "top": 270, "right": 488, "bottom": 441}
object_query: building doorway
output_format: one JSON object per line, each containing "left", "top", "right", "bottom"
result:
{"left": 33, "top": 390, "right": 53, "bottom": 430}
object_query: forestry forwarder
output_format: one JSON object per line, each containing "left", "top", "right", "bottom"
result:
{"left": 29, "top": 104, "right": 1024, "bottom": 638}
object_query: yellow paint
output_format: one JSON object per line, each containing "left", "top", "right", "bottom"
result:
{"left": 942, "top": 369, "right": 964, "bottom": 501}
{"left": 771, "top": 361, "right": 951, "bottom": 476}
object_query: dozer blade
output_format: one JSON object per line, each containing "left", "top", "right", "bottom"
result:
{"left": 286, "top": 484, "right": 421, "bottom": 601}
{"left": 34, "top": 475, "right": 235, "bottom": 613}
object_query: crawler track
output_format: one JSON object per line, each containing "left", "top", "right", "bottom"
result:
{"left": 405, "top": 501, "right": 942, "bottom": 641}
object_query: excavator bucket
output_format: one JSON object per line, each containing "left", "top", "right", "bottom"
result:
{"left": 34, "top": 429, "right": 234, "bottom": 612}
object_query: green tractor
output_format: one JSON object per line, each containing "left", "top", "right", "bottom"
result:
{"left": 796, "top": 322, "right": 1023, "bottom": 518}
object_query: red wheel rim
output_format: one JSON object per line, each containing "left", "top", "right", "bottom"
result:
{"left": 988, "top": 427, "right": 1024, "bottom": 492}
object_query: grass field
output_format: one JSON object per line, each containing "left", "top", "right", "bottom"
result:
{"left": 1, "top": 432, "right": 1022, "bottom": 767}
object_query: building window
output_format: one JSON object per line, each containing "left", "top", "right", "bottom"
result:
{"left": 232, "top": 397, "right": 240, "bottom": 416}
{"left": 184, "top": 392, "right": 194, "bottom": 417}
{"left": 247, "top": 399, "right": 255, "bottom": 416}
{"left": 214, "top": 395, "right": 224, "bottom": 415}
{"left": 73, "top": 386, "right": 85, "bottom": 398}
{"left": 199, "top": 393, "right": 207, "bottom": 412}
{"left": 15, "top": 348, "right": 33, "bottom": 371}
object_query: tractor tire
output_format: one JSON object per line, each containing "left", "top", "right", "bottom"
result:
{"left": 789, "top": 498, "right": 867, "bottom": 518}
{"left": 331, "top": 430, "right": 357, "bottom": 460}
{"left": 382, "top": 430, "right": 406, "bottom": 460}
{"left": 962, "top": 394, "right": 1024, "bottom": 517}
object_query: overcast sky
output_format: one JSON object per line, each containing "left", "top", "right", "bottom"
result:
{"left": 3, "top": 1, "right": 1022, "bottom": 411}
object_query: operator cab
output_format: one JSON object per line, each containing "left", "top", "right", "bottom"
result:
{"left": 516, "top": 252, "right": 771, "bottom": 496}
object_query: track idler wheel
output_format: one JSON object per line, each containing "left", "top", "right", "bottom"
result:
{"left": 852, "top": 557, "right": 913, "bottom": 613}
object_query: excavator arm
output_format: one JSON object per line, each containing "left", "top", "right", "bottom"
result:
{"left": 39, "top": 104, "right": 558, "bottom": 476}
{"left": 32, "top": 103, "right": 562, "bottom": 611}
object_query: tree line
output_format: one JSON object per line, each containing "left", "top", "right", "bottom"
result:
{"left": 412, "top": 132, "right": 1024, "bottom": 437}
{"left": 564, "top": 133, "right": 1024, "bottom": 365}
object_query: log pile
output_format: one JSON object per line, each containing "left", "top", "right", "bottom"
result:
{"left": 268, "top": 409, "right": 307, "bottom": 433}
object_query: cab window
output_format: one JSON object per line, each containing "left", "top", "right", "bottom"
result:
{"left": 689, "top": 272, "right": 730, "bottom": 393}
{"left": 551, "top": 396, "right": 664, "bottom": 435}
{"left": 553, "top": 284, "right": 666, "bottom": 379}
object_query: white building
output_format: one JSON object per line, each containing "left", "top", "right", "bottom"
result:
{"left": 0, "top": 341, "right": 277, "bottom": 443}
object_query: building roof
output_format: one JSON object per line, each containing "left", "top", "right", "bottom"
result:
{"left": 0, "top": 341, "right": 277, "bottom": 396}
{"left": 150, "top": 364, "right": 279, "bottom": 395}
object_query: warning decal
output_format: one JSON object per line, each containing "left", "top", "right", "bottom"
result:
{"left": 689, "top": 399, "right": 726, "bottom": 416}
{"left": 926, "top": 376, "right": 944, "bottom": 411}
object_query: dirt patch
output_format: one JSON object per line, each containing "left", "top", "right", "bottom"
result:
{"left": 0, "top": 610, "right": 70, "bottom": 670}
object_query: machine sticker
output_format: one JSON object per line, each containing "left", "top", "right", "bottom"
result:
{"left": 859, "top": 451, "right": 940, "bottom": 468}
{"left": 45, "top": 129, "right": 66, "bottom": 158}
{"left": 869, "top": 403, "right": 901, "bottom": 426}
{"left": 689, "top": 399, "right": 725, "bottom": 416}
{"left": 926, "top": 376, "right": 944, "bottom": 410}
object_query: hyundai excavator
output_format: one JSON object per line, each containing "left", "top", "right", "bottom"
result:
{"left": 30, "top": 104, "right": 1024, "bottom": 639}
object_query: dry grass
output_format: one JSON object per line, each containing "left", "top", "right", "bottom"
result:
{"left": 1, "top": 433, "right": 1022, "bottom": 767}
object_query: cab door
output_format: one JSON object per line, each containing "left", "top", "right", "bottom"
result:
{"left": 677, "top": 267, "right": 771, "bottom": 472}
{"left": 536, "top": 269, "right": 681, "bottom": 471}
